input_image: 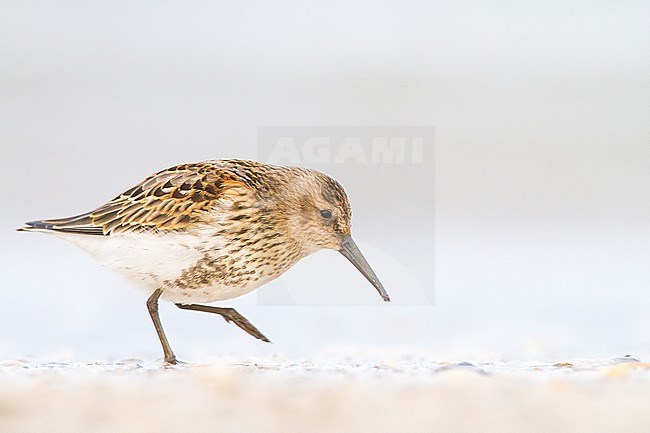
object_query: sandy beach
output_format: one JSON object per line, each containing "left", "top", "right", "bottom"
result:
{"left": 2, "top": 356, "right": 650, "bottom": 433}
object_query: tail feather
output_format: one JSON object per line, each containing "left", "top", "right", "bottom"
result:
{"left": 18, "top": 213, "right": 104, "bottom": 235}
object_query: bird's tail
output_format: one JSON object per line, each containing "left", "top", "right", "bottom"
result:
{"left": 17, "top": 214, "right": 102, "bottom": 235}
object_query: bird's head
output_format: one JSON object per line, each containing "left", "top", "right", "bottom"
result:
{"left": 277, "top": 167, "right": 390, "bottom": 302}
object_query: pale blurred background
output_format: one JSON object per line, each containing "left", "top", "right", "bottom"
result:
{"left": 1, "top": 0, "right": 649, "bottom": 363}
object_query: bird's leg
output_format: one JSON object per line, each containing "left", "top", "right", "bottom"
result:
{"left": 175, "top": 304, "right": 271, "bottom": 343}
{"left": 147, "top": 289, "right": 178, "bottom": 365}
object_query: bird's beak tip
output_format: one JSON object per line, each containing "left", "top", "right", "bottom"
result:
{"left": 339, "top": 235, "right": 391, "bottom": 303}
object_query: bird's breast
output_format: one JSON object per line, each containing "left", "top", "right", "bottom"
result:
{"left": 161, "top": 235, "right": 304, "bottom": 302}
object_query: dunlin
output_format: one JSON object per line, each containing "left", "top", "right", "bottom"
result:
{"left": 20, "top": 159, "right": 389, "bottom": 364}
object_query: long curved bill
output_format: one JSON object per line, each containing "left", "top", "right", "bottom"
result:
{"left": 339, "top": 235, "right": 390, "bottom": 302}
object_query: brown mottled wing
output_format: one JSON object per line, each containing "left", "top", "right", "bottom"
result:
{"left": 25, "top": 162, "right": 254, "bottom": 235}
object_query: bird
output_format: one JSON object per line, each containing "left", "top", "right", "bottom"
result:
{"left": 19, "top": 159, "right": 390, "bottom": 364}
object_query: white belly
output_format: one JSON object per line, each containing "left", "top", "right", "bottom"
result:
{"left": 50, "top": 230, "right": 274, "bottom": 303}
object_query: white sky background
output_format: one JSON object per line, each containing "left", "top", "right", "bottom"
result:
{"left": 0, "top": 1, "right": 649, "bottom": 362}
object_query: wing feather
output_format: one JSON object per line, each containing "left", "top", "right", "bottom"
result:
{"left": 22, "top": 162, "right": 256, "bottom": 236}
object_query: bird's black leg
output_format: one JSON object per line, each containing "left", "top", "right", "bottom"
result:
{"left": 147, "top": 289, "right": 178, "bottom": 365}
{"left": 175, "top": 304, "right": 271, "bottom": 343}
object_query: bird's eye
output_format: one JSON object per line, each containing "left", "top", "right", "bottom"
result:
{"left": 320, "top": 209, "right": 333, "bottom": 219}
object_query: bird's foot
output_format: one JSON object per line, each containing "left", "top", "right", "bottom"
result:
{"left": 221, "top": 308, "right": 271, "bottom": 343}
